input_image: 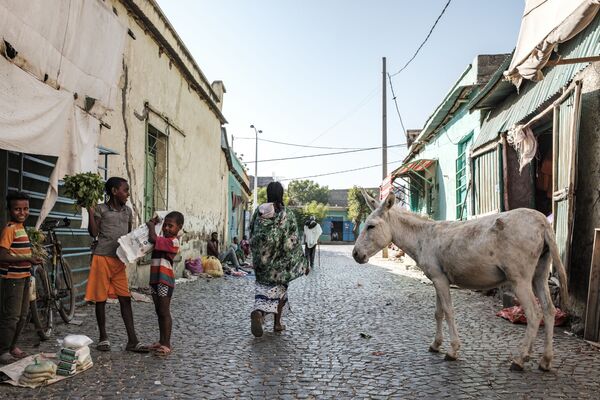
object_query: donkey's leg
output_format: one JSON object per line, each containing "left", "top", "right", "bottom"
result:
{"left": 510, "top": 282, "right": 542, "bottom": 371}
{"left": 431, "top": 277, "right": 460, "bottom": 361}
{"left": 429, "top": 293, "right": 444, "bottom": 353}
{"left": 533, "top": 253, "right": 556, "bottom": 371}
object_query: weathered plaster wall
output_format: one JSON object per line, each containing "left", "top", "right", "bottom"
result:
{"left": 571, "top": 62, "right": 600, "bottom": 313}
{"left": 98, "top": 0, "right": 228, "bottom": 286}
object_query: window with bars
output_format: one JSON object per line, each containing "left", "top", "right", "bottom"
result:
{"left": 455, "top": 133, "right": 473, "bottom": 220}
{"left": 144, "top": 125, "right": 168, "bottom": 221}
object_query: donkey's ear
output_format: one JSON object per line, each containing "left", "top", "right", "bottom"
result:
{"left": 361, "top": 187, "right": 379, "bottom": 211}
{"left": 382, "top": 192, "right": 396, "bottom": 211}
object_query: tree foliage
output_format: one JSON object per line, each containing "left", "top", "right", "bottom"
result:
{"left": 303, "top": 201, "right": 328, "bottom": 222}
{"left": 287, "top": 179, "right": 329, "bottom": 206}
{"left": 347, "top": 186, "right": 377, "bottom": 237}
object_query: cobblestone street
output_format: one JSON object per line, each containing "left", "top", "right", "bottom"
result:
{"left": 2, "top": 245, "right": 600, "bottom": 399}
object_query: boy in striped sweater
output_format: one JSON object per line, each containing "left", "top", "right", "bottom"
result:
{"left": 0, "top": 192, "right": 43, "bottom": 364}
{"left": 145, "top": 211, "right": 183, "bottom": 356}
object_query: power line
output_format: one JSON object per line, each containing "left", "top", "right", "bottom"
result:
{"left": 234, "top": 137, "right": 365, "bottom": 150}
{"left": 246, "top": 144, "right": 407, "bottom": 163}
{"left": 298, "top": 86, "right": 379, "bottom": 149}
{"left": 387, "top": 73, "right": 407, "bottom": 136}
{"left": 389, "top": 0, "right": 452, "bottom": 77}
{"left": 280, "top": 159, "right": 403, "bottom": 182}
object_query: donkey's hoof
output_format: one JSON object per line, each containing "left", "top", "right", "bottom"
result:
{"left": 428, "top": 346, "right": 440, "bottom": 353}
{"left": 538, "top": 364, "right": 551, "bottom": 372}
{"left": 444, "top": 354, "right": 457, "bottom": 361}
{"left": 509, "top": 362, "right": 524, "bottom": 372}
{"left": 538, "top": 358, "right": 552, "bottom": 372}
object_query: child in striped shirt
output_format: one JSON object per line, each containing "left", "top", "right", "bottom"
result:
{"left": 145, "top": 211, "right": 183, "bottom": 356}
{"left": 0, "top": 191, "right": 43, "bottom": 364}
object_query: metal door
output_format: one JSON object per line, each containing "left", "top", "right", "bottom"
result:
{"left": 552, "top": 81, "right": 583, "bottom": 271}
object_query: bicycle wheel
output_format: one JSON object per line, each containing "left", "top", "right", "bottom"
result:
{"left": 56, "top": 257, "right": 75, "bottom": 323}
{"left": 30, "top": 266, "right": 53, "bottom": 340}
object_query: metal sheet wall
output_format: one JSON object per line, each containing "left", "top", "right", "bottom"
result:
{"left": 472, "top": 147, "right": 502, "bottom": 216}
{"left": 1, "top": 149, "right": 114, "bottom": 305}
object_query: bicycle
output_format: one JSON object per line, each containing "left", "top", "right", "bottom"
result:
{"left": 30, "top": 217, "right": 76, "bottom": 340}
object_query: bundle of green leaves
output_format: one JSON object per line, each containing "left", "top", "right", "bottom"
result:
{"left": 63, "top": 172, "right": 105, "bottom": 208}
{"left": 25, "top": 227, "right": 48, "bottom": 260}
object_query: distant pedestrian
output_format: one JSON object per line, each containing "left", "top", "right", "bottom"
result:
{"left": 303, "top": 216, "right": 322, "bottom": 269}
{"left": 85, "top": 177, "right": 148, "bottom": 353}
{"left": 249, "top": 182, "right": 308, "bottom": 337}
{"left": 0, "top": 191, "right": 43, "bottom": 365}
{"left": 145, "top": 211, "right": 184, "bottom": 357}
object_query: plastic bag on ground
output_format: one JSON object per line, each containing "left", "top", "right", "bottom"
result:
{"left": 63, "top": 334, "right": 93, "bottom": 349}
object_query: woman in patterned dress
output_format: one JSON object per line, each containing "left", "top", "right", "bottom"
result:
{"left": 249, "top": 182, "right": 308, "bottom": 337}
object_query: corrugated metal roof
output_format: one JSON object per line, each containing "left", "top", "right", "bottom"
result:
{"left": 473, "top": 12, "right": 600, "bottom": 149}
{"left": 467, "top": 52, "right": 514, "bottom": 111}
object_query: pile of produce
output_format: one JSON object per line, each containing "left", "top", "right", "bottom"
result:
{"left": 62, "top": 172, "right": 105, "bottom": 208}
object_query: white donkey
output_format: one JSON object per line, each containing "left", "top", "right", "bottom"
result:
{"left": 352, "top": 191, "right": 568, "bottom": 371}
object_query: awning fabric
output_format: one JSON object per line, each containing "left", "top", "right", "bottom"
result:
{"left": 505, "top": 0, "right": 600, "bottom": 87}
{"left": 0, "top": 55, "right": 99, "bottom": 228}
{"left": 392, "top": 159, "right": 436, "bottom": 178}
{"left": 0, "top": 0, "right": 127, "bottom": 110}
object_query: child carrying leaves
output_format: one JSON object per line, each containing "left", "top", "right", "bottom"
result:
{"left": 146, "top": 211, "right": 184, "bottom": 356}
{"left": 85, "top": 177, "right": 148, "bottom": 353}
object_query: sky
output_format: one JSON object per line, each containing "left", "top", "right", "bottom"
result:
{"left": 155, "top": 0, "right": 525, "bottom": 189}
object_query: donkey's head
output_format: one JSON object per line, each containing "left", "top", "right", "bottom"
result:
{"left": 352, "top": 191, "right": 396, "bottom": 264}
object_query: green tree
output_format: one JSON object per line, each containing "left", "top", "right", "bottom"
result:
{"left": 347, "top": 186, "right": 377, "bottom": 239}
{"left": 303, "top": 201, "right": 328, "bottom": 222}
{"left": 287, "top": 179, "right": 329, "bottom": 206}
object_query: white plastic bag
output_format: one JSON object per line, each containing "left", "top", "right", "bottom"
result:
{"left": 63, "top": 334, "right": 93, "bottom": 349}
{"left": 116, "top": 211, "right": 168, "bottom": 264}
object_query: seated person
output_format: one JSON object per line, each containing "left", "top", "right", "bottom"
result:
{"left": 207, "top": 232, "right": 241, "bottom": 270}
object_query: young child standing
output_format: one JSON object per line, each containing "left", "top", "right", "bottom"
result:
{"left": 146, "top": 211, "right": 183, "bottom": 356}
{"left": 85, "top": 177, "right": 148, "bottom": 353}
{"left": 0, "top": 192, "right": 43, "bottom": 364}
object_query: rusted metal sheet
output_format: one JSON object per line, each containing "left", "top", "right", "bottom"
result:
{"left": 552, "top": 81, "right": 582, "bottom": 272}
{"left": 584, "top": 229, "right": 600, "bottom": 342}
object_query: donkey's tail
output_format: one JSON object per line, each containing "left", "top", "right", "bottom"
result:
{"left": 544, "top": 224, "right": 569, "bottom": 310}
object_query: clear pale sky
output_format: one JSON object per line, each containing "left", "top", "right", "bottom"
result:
{"left": 155, "top": 0, "right": 524, "bottom": 189}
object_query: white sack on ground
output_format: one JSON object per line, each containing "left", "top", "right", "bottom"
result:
{"left": 505, "top": 0, "right": 600, "bottom": 87}
{"left": 0, "top": 0, "right": 127, "bottom": 109}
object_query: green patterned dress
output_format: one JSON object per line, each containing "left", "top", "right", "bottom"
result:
{"left": 250, "top": 203, "right": 307, "bottom": 313}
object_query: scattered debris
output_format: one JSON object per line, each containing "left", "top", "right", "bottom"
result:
{"left": 585, "top": 340, "right": 600, "bottom": 349}
{"left": 496, "top": 305, "right": 568, "bottom": 326}
{"left": 131, "top": 292, "right": 152, "bottom": 303}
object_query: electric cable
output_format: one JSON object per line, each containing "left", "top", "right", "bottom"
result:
{"left": 389, "top": 0, "right": 452, "bottom": 77}
{"left": 246, "top": 144, "right": 406, "bottom": 163}
{"left": 280, "top": 159, "right": 403, "bottom": 181}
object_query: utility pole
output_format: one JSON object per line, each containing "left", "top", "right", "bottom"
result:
{"left": 250, "top": 125, "right": 262, "bottom": 211}
{"left": 382, "top": 57, "right": 388, "bottom": 259}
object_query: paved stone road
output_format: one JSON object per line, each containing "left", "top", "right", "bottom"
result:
{"left": 2, "top": 245, "right": 600, "bottom": 399}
